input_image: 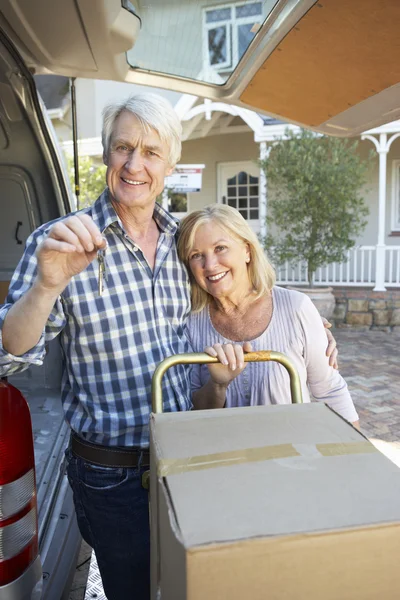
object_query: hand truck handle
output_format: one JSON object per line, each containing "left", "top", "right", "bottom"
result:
{"left": 151, "top": 350, "right": 303, "bottom": 414}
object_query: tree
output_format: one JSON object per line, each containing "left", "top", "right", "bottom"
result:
{"left": 67, "top": 156, "right": 107, "bottom": 209}
{"left": 261, "top": 129, "right": 371, "bottom": 287}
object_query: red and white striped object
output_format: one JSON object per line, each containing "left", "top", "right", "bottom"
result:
{"left": 0, "top": 381, "right": 39, "bottom": 587}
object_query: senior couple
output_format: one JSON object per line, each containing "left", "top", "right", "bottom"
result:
{"left": 0, "top": 93, "right": 358, "bottom": 599}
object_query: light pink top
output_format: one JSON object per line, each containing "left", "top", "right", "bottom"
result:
{"left": 187, "top": 286, "right": 358, "bottom": 423}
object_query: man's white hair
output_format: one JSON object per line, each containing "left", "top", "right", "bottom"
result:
{"left": 101, "top": 93, "right": 182, "bottom": 166}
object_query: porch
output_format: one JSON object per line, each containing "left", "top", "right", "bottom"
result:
{"left": 275, "top": 245, "right": 400, "bottom": 289}
{"left": 177, "top": 97, "right": 400, "bottom": 295}
{"left": 274, "top": 245, "right": 400, "bottom": 330}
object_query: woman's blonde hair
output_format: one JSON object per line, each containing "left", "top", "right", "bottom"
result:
{"left": 177, "top": 204, "right": 276, "bottom": 312}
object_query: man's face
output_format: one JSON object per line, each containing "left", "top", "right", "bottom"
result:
{"left": 103, "top": 110, "right": 173, "bottom": 211}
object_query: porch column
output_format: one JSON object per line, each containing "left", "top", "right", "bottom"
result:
{"left": 259, "top": 142, "right": 270, "bottom": 241}
{"left": 362, "top": 131, "right": 400, "bottom": 291}
{"left": 362, "top": 133, "right": 387, "bottom": 291}
{"left": 376, "top": 136, "right": 388, "bottom": 292}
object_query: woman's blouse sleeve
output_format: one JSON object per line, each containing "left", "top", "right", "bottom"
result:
{"left": 297, "top": 294, "right": 359, "bottom": 423}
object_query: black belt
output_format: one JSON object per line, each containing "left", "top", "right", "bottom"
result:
{"left": 70, "top": 432, "right": 150, "bottom": 468}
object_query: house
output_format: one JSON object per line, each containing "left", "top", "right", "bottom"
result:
{"left": 35, "top": 0, "right": 400, "bottom": 329}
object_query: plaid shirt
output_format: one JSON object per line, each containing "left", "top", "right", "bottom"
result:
{"left": 0, "top": 190, "right": 192, "bottom": 447}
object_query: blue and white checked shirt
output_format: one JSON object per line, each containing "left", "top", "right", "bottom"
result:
{"left": 0, "top": 190, "right": 192, "bottom": 448}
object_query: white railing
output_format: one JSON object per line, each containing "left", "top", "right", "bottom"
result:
{"left": 274, "top": 245, "right": 400, "bottom": 287}
{"left": 385, "top": 246, "right": 400, "bottom": 287}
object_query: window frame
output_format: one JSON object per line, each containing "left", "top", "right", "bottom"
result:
{"left": 204, "top": 17, "right": 232, "bottom": 71}
{"left": 203, "top": 1, "right": 264, "bottom": 74}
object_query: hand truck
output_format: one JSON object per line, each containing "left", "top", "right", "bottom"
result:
{"left": 142, "top": 350, "right": 302, "bottom": 489}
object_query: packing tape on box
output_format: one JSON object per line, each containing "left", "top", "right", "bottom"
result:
{"left": 157, "top": 441, "right": 377, "bottom": 477}
{"left": 316, "top": 442, "right": 378, "bottom": 456}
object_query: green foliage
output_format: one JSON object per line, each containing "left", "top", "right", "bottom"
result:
{"left": 260, "top": 129, "right": 371, "bottom": 286}
{"left": 156, "top": 188, "right": 188, "bottom": 212}
{"left": 67, "top": 156, "right": 107, "bottom": 209}
{"left": 168, "top": 192, "right": 187, "bottom": 212}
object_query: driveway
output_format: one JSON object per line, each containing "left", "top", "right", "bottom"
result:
{"left": 335, "top": 329, "right": 400, "bottom": 466}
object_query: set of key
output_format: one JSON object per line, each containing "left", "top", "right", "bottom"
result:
{"left": 98, "top": 249, "right": 107, "bottom": 296}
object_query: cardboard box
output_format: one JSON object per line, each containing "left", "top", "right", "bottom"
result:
{"left": 150, "top": 403, "right": 400, "bottom": 600}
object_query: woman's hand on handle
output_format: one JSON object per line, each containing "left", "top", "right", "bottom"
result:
{"left": 204, "top": 341, "right": 253, "bottom": 386}
{"left": 193, "top": 342, "right": 253, "bottom": 410}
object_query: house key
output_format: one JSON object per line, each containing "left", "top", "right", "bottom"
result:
{"left": 98, "top": 248, "right": 107, "bottom": 296}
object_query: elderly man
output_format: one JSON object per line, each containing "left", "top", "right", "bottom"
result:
{"left": 0, "top": 93, "right": 191, "bottom": 599}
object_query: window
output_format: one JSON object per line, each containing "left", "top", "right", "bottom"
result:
{"left": 204, "top": 2, "right": 263, "bottom": 73}
{"left": 391, "top": 160, "right": 400, "bottom": 231}
{"left": 224, "top": 171, "right": 259, "bottom": 221}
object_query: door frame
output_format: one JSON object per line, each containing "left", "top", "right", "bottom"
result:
{"left": 217, "top": 160, "right": 259, "bottom": 204}
{"left": 217, "top": 160, "right": 260, "bottom": 231}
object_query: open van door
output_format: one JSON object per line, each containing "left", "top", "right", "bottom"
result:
{"left": 1, "top": 0, "right": 400, "bottom": 137}
{"left": 0, "top": 25, "right": 81, "bottom": 600}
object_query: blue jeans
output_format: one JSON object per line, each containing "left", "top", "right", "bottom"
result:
{"left": 65, "top": 447, "right": 150, "bottom": 600}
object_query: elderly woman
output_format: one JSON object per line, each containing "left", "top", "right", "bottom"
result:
{"left": 177, "top": 204, "right": 359, "bottom": 426}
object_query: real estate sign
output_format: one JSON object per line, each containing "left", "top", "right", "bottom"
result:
{"left": 165, "top": 164, "right": 205, "bottom": 193}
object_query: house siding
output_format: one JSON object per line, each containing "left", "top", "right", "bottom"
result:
{"left": 74, "top": 80, "right": 181, "bottom": 140}
{"left": 181, "top": 131, "right": 257, "bottom": 210}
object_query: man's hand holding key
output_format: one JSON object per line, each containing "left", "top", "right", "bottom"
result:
{"left": 36, "top": 213, "right": 107, "bottom": 294}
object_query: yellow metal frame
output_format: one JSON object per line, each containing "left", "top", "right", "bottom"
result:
{"left": 151, "top": 351, "right": 303, "bottom": 414}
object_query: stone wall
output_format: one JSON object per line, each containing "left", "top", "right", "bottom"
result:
{"left": 333, "top": 288, "right": 400, "bottom": 331}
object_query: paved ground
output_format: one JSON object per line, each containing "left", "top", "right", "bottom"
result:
{"left": 335, "top": 329, "right": 400, "bottom": 445}
{"left": 68, "top": 329, "right": 400, "bottom": 599}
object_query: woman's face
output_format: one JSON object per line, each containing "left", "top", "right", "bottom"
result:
{"left": 188, "top": 222, "right": 251, "bottom": 301}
